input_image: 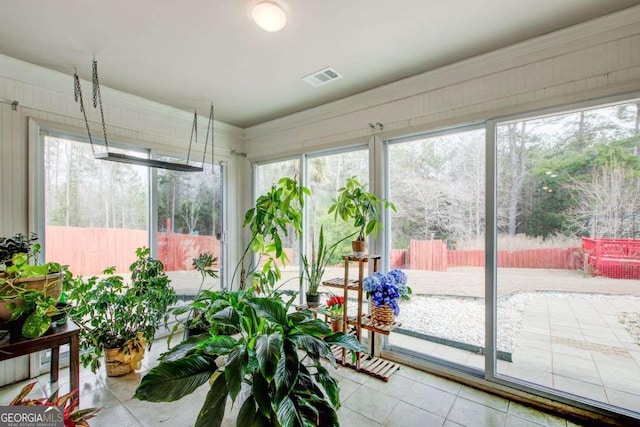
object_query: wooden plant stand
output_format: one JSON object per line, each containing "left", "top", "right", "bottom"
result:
{"left": 323, "top": 255, "right": 401, "bottom": 381}
{"left": 0, "top": 320, "right": 80, "bottom": 400}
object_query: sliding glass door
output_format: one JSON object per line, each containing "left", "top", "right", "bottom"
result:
{"left": 385, "top": 126, "right": 486, "bottom": 370}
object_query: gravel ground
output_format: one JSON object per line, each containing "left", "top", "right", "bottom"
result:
{"left": 397, "top": 292, "right": 535, "bottom": 353}
{"left": 397, "top": 292, "right": 640, "bottom": 354}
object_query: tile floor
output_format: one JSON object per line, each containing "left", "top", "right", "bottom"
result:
{"left": 0, "top": 342, "right": 585, "bottom": 427}
{"left": 389, "top": 293, "right": 640, "bottom": 417}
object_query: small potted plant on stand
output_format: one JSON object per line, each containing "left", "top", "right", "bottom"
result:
{"left": 324, "top": 295, "right": 345, "bottom": 332}
{"left": 301, "top": 226, "right": 353, "bottom": 307}
{"left": 0, "top": 235, "right": 65, "bottom": 323}
{"left": 328, "top": 176, "right": 395, "bottom": 256}
{"left": 363, "top": 269, "right": 412, "bottom": 325}
{"left": 65, "top": 247, "right": 177, "bottom": 376}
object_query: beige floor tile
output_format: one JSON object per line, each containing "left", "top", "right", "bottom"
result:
{"left": 87, "top": 405, "right": 139, "bottom": 427}
{"left": 505, "top": 414, "right": 547, "bottom": 426}
{"left": 396, "top": 367, "right": 462, "bottom": 395}
{"left": 458, "top": 385, "right": 509, "bottom": 412}
{"left": 402, "top": 381, "right": 456, "bottom": 418}
{"left": 333, "top": 373, "right": 361, "bottom": 402}
{"left": 80, "top": 387, "right": 121, "bottom": 411}
{"left": 363, "top": 370, "right": 415, "bottom": 400}
{"left": 446, "top": 397, "right": 507, "bottom": 426}
{"left": 337, "top": 406, "right": 382, "bottom": 427}
{"left": 507, "top": 401, "right": 566, "bottom": 427}
{"left": 342, "top": 384, "right": 400, "bottom": 422}
{"left": 442, "top": 420, "right": 464, "bottom": 427}
{"left": 383, "top": 401, "right": 445, "bottom": 427}
{"left": 0, "top": 378, "right": 46, "bottom": 403}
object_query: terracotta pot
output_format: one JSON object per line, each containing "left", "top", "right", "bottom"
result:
{"left": 330, "top": 317, "right": 344, "bottom": 333}
{"left": 0, "top": 272, "right": 64, "bottom": 321}
{"left": 352, "top": 240, "right": 366, "bottom": 256}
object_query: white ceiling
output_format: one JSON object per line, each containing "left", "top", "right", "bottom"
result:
{"left": 0, "top": 0, "right": 639, "bottom": 128}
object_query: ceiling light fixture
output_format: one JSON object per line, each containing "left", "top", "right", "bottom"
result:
{"left": 252, "top": 1, "right": 287, "bottom": 32}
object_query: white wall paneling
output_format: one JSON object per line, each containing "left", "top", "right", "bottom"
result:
{"left": 244, "top": 6, "right": 640, "bottom": 162}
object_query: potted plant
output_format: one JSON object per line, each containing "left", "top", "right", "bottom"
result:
{"left": 9, "top": 381, "right": 101, "bottom": 426}
{"left": 167, "top": 252, "right": 221, "bottom": 342}
{"left": 232, "top": 176, "right": 309, "bottom": 294}
{"left": 0, "top": 232, "right": 38, "bottom": 268}
{"left": 328, "top": 176, "right": 395, "bottom": 255}
{"left": 0, "top": 243, "right": 68, "bottom": 337}
{"left": 323, "top": 295, "right": 345, "bottom": 332}
{"left": 301, "top": 226, "right": 353, "bottom": 307}
{"left": 65, "top": 247, "right": 177, "bottom": 376}
{"left": 134, "top": 289, "right": 364, "bottom": 427}
{"left": 362, "top": 269, "right": 412, "bottom": 325}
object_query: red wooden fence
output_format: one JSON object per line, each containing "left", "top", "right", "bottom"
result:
{"left": 45, "top": 226, "right": 220, "bottom": 276}
{"left": 409, "top": 239, "right": 448, "bottom": 271}
{"left": 391, "top": 239, "right": 582, "bottom": 271}
{"left": 389, "top": 249, "right": 407, "bottom": 268}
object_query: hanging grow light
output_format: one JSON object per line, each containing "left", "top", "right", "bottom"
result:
{"left": 73, "top": 60, "right": 214, "bottom": 172}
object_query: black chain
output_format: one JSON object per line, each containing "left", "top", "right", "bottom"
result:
{"left": 201, "top": 104, "right": 215, "bottom": 172}
{"left": 73, "top": 72, "right": 96, "bottom": 154}
{"left": 187, "top": 111, "right": 197, "bottom": 164}
{"left": 92, "top": 60, "right": 110, "bottom": 151}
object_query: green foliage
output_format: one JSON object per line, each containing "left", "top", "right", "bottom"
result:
{"left": 0, "top": 236, "right": 69, "bottom": 338}
{"left": 301, "top": 226, "right": 355, "bottom": 295}
{"left": 328, "top": 176, "right": 395, "bottom": 241}
{"left": 522, "top": 134, "right": 640, "bottom": 238}
{"left": 233, "top": 176, "right": 310, "bottom": 293}
{"left": 0, "top": 233, "right": 38, "bottom": 266}
{"left": 64, "top": 247, "right": 177, "bottom": 372}
{"left": 135, "top": 290, "right": 364, "bottom": 427}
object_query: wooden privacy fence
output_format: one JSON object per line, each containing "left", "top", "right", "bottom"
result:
{"left": 389, "top": 239, "right": 582, "bottom": 271}
{"left": 45, "top": 226, "right": 220, "bottom": 276}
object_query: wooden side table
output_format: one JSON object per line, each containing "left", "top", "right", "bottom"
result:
{"left": 0, "top": 320, "right": 80, "bottom": 398}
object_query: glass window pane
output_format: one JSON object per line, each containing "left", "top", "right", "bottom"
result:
{"left": 307, "top": 149, "right": 369, "bottom": 289}
{"left": 496, "top": 100, "right": 640, "bottom": 413}
{"left": 44, "top": 136, "right": 149, "bottom": 274}
{"left": 254, "top": 159, "right": 301, "bottom": 291}
{"left": 387, "top": 128, "right": 486, "bottom": 370}
{"left": 157, "top": 160, "right": 222, "bottom": 295}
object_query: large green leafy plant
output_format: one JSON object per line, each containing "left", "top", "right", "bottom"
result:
{"left": 135, "top": 290, "right": 364, "bottom": 427}
{"left": 233, "top": 176, "right": 310, "bottom": 293}
{"left": 65, "top": 247, "right": 177, "bottom": 372}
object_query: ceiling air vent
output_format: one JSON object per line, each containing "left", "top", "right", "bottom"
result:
{"left": 302, "top": 67, "right": 342, "bottom": 87}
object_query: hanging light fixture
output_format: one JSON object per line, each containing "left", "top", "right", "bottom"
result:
{"left": 73, "top": 59, "right": 214, "bottom": 172}
{"left": 252, "top": 1, "right": 287, "bottom": 32}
